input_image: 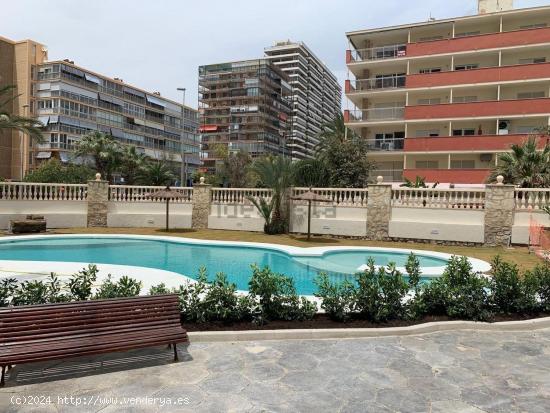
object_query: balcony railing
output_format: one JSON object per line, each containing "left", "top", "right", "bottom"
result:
{"left": 345, "top": 107, "right": 405, "bottom": 122}
{"left": 348, "top": 44, "right": 407, "bottom": 63}
{"left": 366, "top": 138, "right": 404, "bottom": 151}
{"left": 349, "top": 76, "right": 406, "bottom": 92}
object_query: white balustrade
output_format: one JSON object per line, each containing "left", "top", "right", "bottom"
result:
{"left": 211, "top": 188, "right": 273, "bottom": 204}
{"left": 391, "top": 188, "right": 485, "bottom": 209}
{"left": 0, "top": 182, "right": 87, "bottom": 201}
{"left": 514, "top": 188, "right": 550, "bottom": 210}
{"left": 110, "top": 185, "right": 193, "bottom": 203}
{"left": 292, "top": 187, "right": 369, "bottom": 207}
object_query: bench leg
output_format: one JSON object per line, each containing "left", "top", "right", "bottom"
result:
{"left": 173, "top": 343, "right": 178, "bottom": 362}
{"left": 1, "top": 365, "right": 5, "bottom": 387}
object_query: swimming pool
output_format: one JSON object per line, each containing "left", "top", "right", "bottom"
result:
{"left": 0, "top": 235, "right": 491, "bottom": 295}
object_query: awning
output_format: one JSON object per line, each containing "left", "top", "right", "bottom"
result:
{"left": 36, "top": 151, "right": 52, "bottom": 159}
{"left": 59, "top": 152, "right": 70, "bottom": 163}
{"left": 84, "top": 73, "right": 100, "bottom": 84}
{"left": 49, "top": 115, "right": 59, "bottom": 123}
{"left": 98, "top": 93, "right": 122, "bottom": 106}
{"left": 134, "top": 118, "right": 145, "bottom": 126}
{"left": 123, "top": 86, "right": 145, "bottom": 98}
{"left": 146, "top": 94, "right": 166, "bottom": 107}
{"left": 199, "top": 125, "right": 218, "bottom": 132}
{"left": 110, "top": 128, "right": 125, "bottom": 138}
{"left": 59, "top": 116, "right": 81, "bottom": 127}
{"left": 38, "top": 116, "right": 50, "bottom": 126}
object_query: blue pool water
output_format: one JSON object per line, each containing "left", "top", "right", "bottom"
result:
{"left": 0, "top": 237, "right": 448, "bottom": 295}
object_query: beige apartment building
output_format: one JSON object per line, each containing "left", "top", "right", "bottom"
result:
{"left": 0, "top": 36, "right": 47, "bottom": 180}
{"left": 345, "top": 0, "right": 550, "bottom": 183}
{"left": 0, "top": 36, "right": 200, "bottom": 182}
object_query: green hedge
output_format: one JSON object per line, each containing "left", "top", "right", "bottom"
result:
{"left": 1, "top": 256, "right": 549, "bottom": 325}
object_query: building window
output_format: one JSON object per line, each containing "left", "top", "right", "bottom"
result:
{"left": 453, "top": 128, "right": 476, "bottom": 136}
{"left": 454, "top": 31, "right": 481, "bottom": 38}
{"left": 415, "top": 160, "right": 439, "bottom": 169}
{"left": 415, "top": 129, "right": 440, "bottom": 137}
{"left": 419, "top": 67, "right": 442, "bottom": 74}
{"left": 455, "top": 64, "right": 479, "bottom": 71}
{"left": 417, "top": 98, "right": 441, "bottom": 105}
{"left": 519, "top": 23, "right": 547, "bottom": 30}
{"left": 453, "top": 96, "right": 478, "bottom": 103}
{"left": 519, "top": 57, "right": 546, "bottom": 64}
{"left": 517, "top": 91, "right": 545, "bottom": 99}
{"left": 451, "top": 160, "right": 476, "bottom": 169}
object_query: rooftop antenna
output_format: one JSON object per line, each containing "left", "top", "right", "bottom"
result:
{"left": 429, "top": 12, "right": 436, "bottom": 21}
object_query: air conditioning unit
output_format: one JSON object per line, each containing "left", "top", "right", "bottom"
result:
{"left": 480, "top": 153, "right": 493, "bottom": 162}
{"left": 498, "top": 120, "right": 510, "bottom": 135}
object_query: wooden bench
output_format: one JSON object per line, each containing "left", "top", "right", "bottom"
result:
{"left": 0, "top": 294, "right": 188, "bottom": 386}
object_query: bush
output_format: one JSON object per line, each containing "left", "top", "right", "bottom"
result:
{"left": 203, "top": 272, "right": 251, "bottom": 323}
{"left": 418, "top": 256, "right": 491, "bottom": 321}
{"left": 11, "top": 274, "right": 68, "bottom": 306}
{"left": 315, "top": 273, "right": 355, "bottom": 322}
{"left": 24, "top": 158, "right": 95, "bottom": 184}
{"left": 149, "top": 283, "right": 171, "bottom": 295}
{"left": 95, "top": 275, "right": 142, "bottom": 299}
{"left": 68, "top": 264, "right": 98, "bottom": 301}
{"left": 0, "top": 278, "right": 18, "bottom": 307}
{"left": 248, "top": 265, "right": 316, "bottom": 324}
{"left": 355, "top": 260, "right": 410, "bottom": 323}
{"left": 527, "top": 263, "right": 550, "bottom": 312}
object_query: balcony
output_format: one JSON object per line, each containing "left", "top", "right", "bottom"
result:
{"left": 406, "top": 62, "right": 550, "bottom": 88}
{"left": 346, "top": 76, "right": 406, "bottom": 93}
{"left": 404, "top": 134, "right": 548, "bottom": 152}
{"left": 366, "top": 138, "right": 404, "bottom": 151}
{"left": 346, "top": 44, "right": 407, "bottom": 63}
{"left": 344, "top": 107, "right": 405, "bottom": 123}
{"left": 403, "top": 168, "right": 491, "bottom": 184}
{"left": 405, "top": 98, "right": 550, "bottom": 120}
{"left": 406, "top": 27, "right": 550, "bottom": 57}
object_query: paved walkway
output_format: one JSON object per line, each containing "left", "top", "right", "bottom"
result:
{"left": 1, "top": 329, "right": 549, "bottom": 412}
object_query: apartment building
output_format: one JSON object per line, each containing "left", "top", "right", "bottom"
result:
{"left": 1, "top": 36, "right": 200, "bottom": 182}
{"left": 344, "top": 0, "right": 550, "bottom": 183}
{"left": 0, "top": 36, "right": 47, "bottom": 180}
{"left": 265, "top": 41, "right": 342, "bottom": 160}
{"left": 198, "top": 59, "right": 292, "bottom": 172}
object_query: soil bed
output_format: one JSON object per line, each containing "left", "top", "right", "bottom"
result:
{"left": 183, "top": 313, "right": 550, "bottom": 332}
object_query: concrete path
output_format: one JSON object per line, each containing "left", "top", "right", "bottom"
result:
{"left": 1, "top": 329, "right": 549, "bottom": 412}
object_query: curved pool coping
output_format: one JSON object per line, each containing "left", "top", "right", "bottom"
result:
{"left": 0, "top": 233, "right": 492, "bottom": 279}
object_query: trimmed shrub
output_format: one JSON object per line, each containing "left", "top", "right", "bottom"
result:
{"left": 0, "top": 278, "right": 18, "bottom": 307}
{"left": 68, "top": 264, "right": 98, "bottom": 301}
{"left": 315, "top": 273, "right": 355, "bottom": 322}
{"left": 95, "top": 275, "right": 142, "bottom": 299}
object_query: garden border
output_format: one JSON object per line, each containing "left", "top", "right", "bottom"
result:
{"left": 188, "top": 316, "right": 550, "bottom": 342}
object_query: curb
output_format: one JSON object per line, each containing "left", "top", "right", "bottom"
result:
{"left": 188, "top": 316, "right": 550, "bottom": 342}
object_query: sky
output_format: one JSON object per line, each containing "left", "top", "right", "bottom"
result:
{"left": 2, "top": 0, "right": 549, "bottom": 108}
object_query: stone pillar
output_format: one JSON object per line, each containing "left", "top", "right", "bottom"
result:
{"left": 192, "top": 178, "right": 212, "bottom": 229}
{"left": 87, "top": 174, "right": 109, "bottom": 227}
{"left": 366, "top": 176, "right": 392, "bottom": 240}
{"left": 484, "top": 176, "right": 515, "bottom": 246}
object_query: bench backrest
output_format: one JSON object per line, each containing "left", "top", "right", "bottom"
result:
{"left": 0, "top": 294, "right": 181, "bottom": 344}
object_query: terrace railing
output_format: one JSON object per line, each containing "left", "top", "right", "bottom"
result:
{"left": 211, "top": 188, "right": 273, "bottom": 204}
{"left": 514, "top": 188, "right": 550, "bottom": 211}
{"left": 391, "top": 188, "right": 485, "bottom": 209}
{"left": 109, "top": 185, "right": 193, "bottom": 203}
{"left": 0, "top": 182, "right": 87, "bottom": 201}
{"left": 292, "top": 187, "right": 369, "bottom": 207}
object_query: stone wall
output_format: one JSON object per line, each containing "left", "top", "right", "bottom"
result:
{"left": 86, "top": 180, "right": 109, "bottom": 227}
{"left": 484, "top": 184, "right": 516, "bottom": 246}
{"left": 192, "top": 183, "right": 212, "bottom": 229}
{"left": 366, "top": 182, "right": 392, "bottom": 240}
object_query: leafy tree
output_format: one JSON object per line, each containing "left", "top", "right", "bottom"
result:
{"left": 0, "top": 85, "right": 45, "bottom": 144}
{"left": 120, "top": 145, "right": 147, "bottom": 185}
{"left": 73, "top": 131, "right": 122, "bottom": 182}
{"left": 217, "top": 151, "right": 253, "bottom": 187}
{"left": 137, "top": 160, "right": 175, "bottom": 186}
{"left": 488, "top": 136, "right": 550, "bottom": 187}
{"left": 292, "top": 158, "right": 329, "bottom": 188}
{"left": 24, "top": 158, "right": 95, "bottom": 184}
{"left": 316, "top": 114, "right": 374, "bottom": 188}
{"left": 250, "top": 156, "right": 294, "bottom": 234}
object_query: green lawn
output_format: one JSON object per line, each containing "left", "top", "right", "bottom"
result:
{"left": 23, "top": 227, "right": 542, "bottom": 273}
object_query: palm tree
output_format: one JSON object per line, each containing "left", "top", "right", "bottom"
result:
{"left": 73, "top": 131, "right": 122, "bottom": 182}
{"left": 489, "top": 137, "right": 550, "bottom": 188}
{"left": 120, "top": 145, "right": 147, "bottom": 185}
{"left": 137, "top": 161, "right": 175, "bottom": 186}
{"left": 0, "top": 85, "right": 45, "bottom": 143}
{"left": 250, "top": 156, "right": 294, "bottom": 234}
{"left": 315, "top": 112, "right": 353, "bottom": 155}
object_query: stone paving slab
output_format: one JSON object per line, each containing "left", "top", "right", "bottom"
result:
{"left": 0, "top": 329, "right": 549, "bottom": 412}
